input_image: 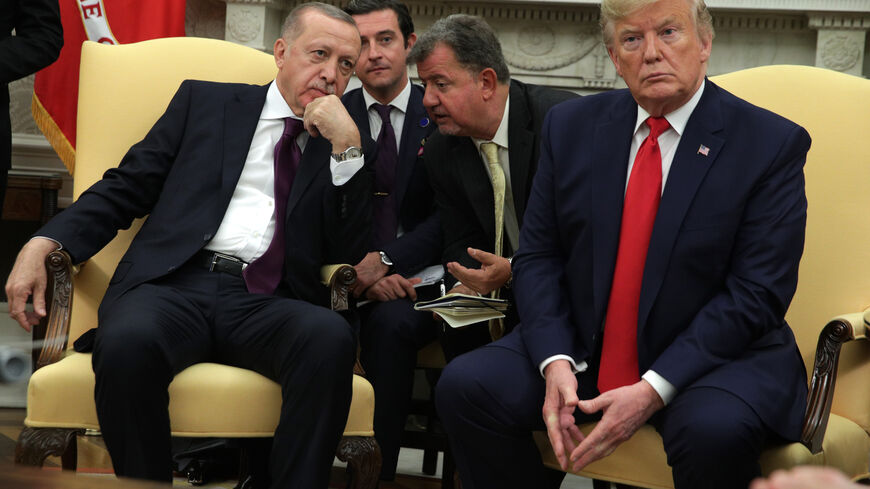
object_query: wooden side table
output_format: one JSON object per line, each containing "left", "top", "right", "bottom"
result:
{"left": 2, "top": 172, "right": 64, "bottom": 223}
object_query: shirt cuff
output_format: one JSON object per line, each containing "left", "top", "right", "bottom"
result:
{"left": 32, "top": 236, "right": 63, "bottom": 250}
{"left": 330, "top": 156, "right": 364, "bottom": 185}
{"left": 642, "top": 370, "right": 677, "bottom": 405}
{"left": 539, "top": 355, "right": 588, "bottom": 378}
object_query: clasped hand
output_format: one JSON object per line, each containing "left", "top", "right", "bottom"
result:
{"left": 543, "top": 360, "right": 664, "bottom": 472}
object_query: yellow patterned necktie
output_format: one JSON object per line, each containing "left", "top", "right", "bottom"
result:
{"left": 481, "top": 141, "right": 506, "bottom": 339}
{"left": 481, "top": 142, "right": 505, "bottom": 258}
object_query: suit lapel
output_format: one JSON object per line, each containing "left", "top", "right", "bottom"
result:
{"left": 591, "top": 93, "right": 637, "bottom": 326}
{"left": 220, "top": 84, "right": 269, "bottom": 209}
{"left": 637, "top": 79, "right": 724, "bottom": 332}
{"left": 286, "top": 134, "right": 329, "bottom": 216}
{"left": 346, "top": 89, "right": 372, "bottom": 141}
{"left": 507, "top": 81, "right": 535, "bottom": 226}
{"left": 395, "top": 85, "right": 428, "bottom": 212}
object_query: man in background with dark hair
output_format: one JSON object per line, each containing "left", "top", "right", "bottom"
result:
{"left": 0, "top": 0, "right": 62, "bottom": 215}
{"left": 407, "top": 14, "right": 576, "bottom": 358}
{"left": 342, "top": 0, "right": 439, "bottom": 482}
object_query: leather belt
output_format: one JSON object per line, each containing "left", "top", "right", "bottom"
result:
{"left": 195, "top": 250, "right": 248, "bottom": 277}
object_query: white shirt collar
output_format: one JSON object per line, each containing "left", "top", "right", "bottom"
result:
{"left": 473, "top": 94, "right": 511, "bottom": 151}
{"left": 362, "top": 78, "right": 411, "bottom": 114}
{"left": 633, "top": 79, "right": 705, "bottom": 137}
{"left": 262, "top": 81, "right": 302, "bottom": 120}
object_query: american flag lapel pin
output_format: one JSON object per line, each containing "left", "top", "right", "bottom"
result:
{"left": 697, "top": 144, "right": 710, "bottom": 156}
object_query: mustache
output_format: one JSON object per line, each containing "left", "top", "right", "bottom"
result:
{"left": 309, "top": 79, "right": 336, "bottom": 95}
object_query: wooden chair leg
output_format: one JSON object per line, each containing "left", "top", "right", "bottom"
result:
{"left": 336, "top": 435, "right": 381, "bottom": 489}
{"left": 15, "top": 427, "right": 83, "bottom": 469}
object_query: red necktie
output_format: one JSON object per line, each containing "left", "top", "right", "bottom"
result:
{"left": 243, "top": 117, "right": 304, "bottom": 295}
{"left": 598, "top": 116, "right": 670, "bottom": 393}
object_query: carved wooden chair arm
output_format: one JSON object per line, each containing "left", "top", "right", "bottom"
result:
{"left": 800, "top": 309, "right": 869, "bottom": 454}
{"left": 33, "top": 250, "right": 77, "bottom": 370}
{"left": 321, "top": 264, "right": 356, "bottom": 312}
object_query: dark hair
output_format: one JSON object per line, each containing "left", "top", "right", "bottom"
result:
{"left": 344, "top": 0, "right": 415, "bottom": 48}
{"left": 407, "top": 14, "right": 510, "bottom": 83}
{"left": 281, "top": 2, "right": 356, "bottom": 42}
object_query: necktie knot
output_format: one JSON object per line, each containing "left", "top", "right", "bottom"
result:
{"left": 283, "top": 117, "right": 305, "bottom": 140}
{"left": 373, "top": 103, "right": 393, "bottom": 126}
{"left": 481, "top": 141, "right": 500, "bottom": 166}
{"left": 645, "top": 116, "right": 670, "bottom": 140}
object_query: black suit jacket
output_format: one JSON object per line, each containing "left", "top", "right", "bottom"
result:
{"left": 342, "top": 84, "right": 440, "bottom": 276}
{"left": 0, "top": 0, "right": 62, "bottom": 171}
{"left": 38, "top": 80, "right": 373, "bottom": 312}
{"left": 425, "top": 79, "right": 577, "bottom": 285}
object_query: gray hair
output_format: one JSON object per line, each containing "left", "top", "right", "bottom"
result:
{"left": 599, "top": 0, "right": 714, "bottom": 47}
{"left": 281, "top": 2, "right": 356, "bottom": 42}
{"left": 407, "top": 14, "right": 510, "bottom": 83}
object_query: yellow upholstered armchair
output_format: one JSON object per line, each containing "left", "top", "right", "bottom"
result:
{"left": 534, "top": 65, "right": 870, "bottom": 488}
{"left": 13, "top": 38, "right": 380, "bottom": 489}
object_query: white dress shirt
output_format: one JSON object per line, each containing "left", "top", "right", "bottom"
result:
{"left": 362, "top": 79, "right": 410, "bottom": 153}
{"left": 539, "top": 82, "right": 706, "bottom": 406}
{"left": 206, "top": 81, "right": 364, "bottom": 263}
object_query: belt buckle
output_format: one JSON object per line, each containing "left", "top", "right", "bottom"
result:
{"left": 209, "top": 252, "right": 247, "bottom": 272}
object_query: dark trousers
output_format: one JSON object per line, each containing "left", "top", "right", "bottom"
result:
{"left": 92, "top": 260, "right": 355, "bottom": 489}
{"left": 435, "top": 331, "right": 770, "bottom": 489}
{"left": 358, "top": 298, "right": 438, "bottom": 480}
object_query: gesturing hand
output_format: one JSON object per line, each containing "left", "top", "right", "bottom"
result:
{"left": 446, "top": 247, "right": 511, "bottom": 295}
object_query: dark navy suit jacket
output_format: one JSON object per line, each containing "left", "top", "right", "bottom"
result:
{"left": 513, "top": 78, "right": 810, "bottom": 440}
{"left": 39, "top": 80, "right": 374, "bottom": 313}
{"left": 342, "top": 84, "right": 439, "bottom": 276}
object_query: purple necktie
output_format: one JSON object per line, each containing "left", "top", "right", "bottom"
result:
{"left": 372, "top": 103, "right": 398, "bottom": 248}
{"left": 243, "top": 117, "right": 305, "bottom": 295}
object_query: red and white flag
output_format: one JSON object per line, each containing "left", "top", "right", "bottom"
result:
{"left": 32, "top": 0, "right": 186, "bottom": 173}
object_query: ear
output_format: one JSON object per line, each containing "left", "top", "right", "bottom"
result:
{"left": 405, "top": 32, "right": 417, "bottom": 51}
{"left": 478, "top": 68, "right": 499, "bottom": 101}
{"left": 607, "top": 45, "right": 623, "bottom": 78}
{"left": 274, "top": 38, "right": 287, "bottom": 68}
{"left": 698, "top": 32, "right": 712, "bottom": 64}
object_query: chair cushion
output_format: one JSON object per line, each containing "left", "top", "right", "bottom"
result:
{"left": 534, "top": 416, "right": 870, "bottom": 488}
{"left": 25, "top": 352, "right": 374, "bottom": 437}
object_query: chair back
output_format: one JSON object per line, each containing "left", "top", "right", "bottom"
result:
{"left": 711, "top": 65, "right": 870, "bottom": 433}
{"left": 68, "top": 37, "right": 277, "bottom": 343}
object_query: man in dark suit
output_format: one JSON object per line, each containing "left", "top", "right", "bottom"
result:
{"left": 0, "top": 0, "right": 62, "bottom": 215}
{"left": 340, "top": 0, "right": 439, "bottom": 482}
{"left": 434, "top": 1, "right": 810, "bottom": 488}
{"left": 6, "top": 3, "right": 372, "bottom": 488}
{"left": 407, "top": 14, "right": 576, "bottom": 356}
